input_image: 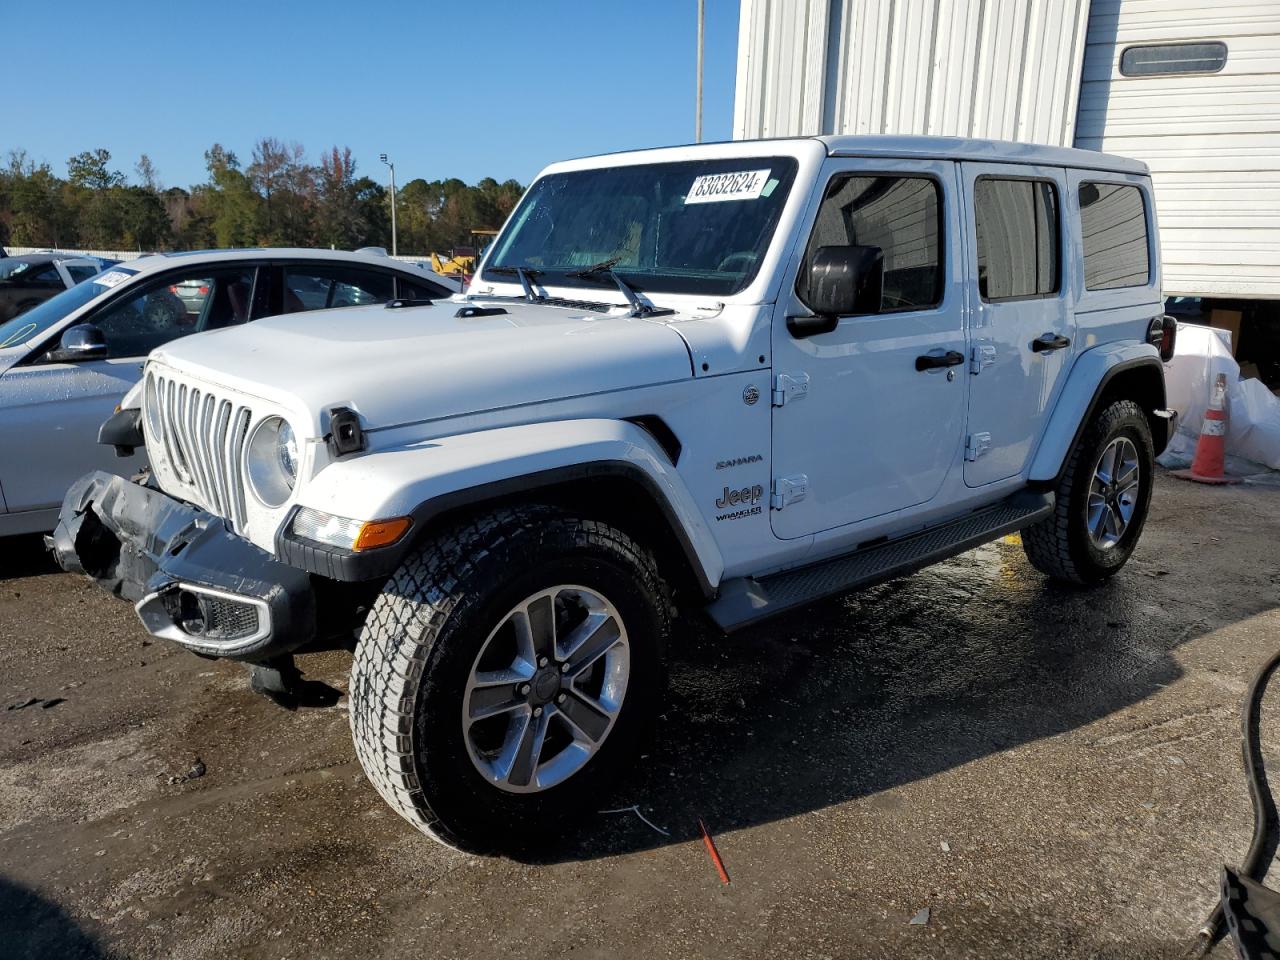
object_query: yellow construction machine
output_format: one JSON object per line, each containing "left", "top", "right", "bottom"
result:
{"left": 430, "top": 229, "right": 500, "bottom": 277}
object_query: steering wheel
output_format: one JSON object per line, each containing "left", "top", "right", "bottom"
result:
{"left": 143, "top": 292, "right": 186, "bottom": 331}
{"left": 717, "top": 252, "right": 757, "bottom": 273}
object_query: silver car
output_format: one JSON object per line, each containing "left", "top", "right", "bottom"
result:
{"left": 0, "top": 248, "right": 458, "bottom": 536}
{"left": 169, "top": 277, "right": 212, "bottom": 316}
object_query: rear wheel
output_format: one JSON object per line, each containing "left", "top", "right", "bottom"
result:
{"left": 1023, "top": 399, "right": 1154, "bottom": 585}
{"left": 348, "top": 505, "right": 669, "bottom": 852}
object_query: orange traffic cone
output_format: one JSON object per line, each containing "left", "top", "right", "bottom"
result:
{"left": 1173, "top": 372, "right": 1241, "bottom": 485}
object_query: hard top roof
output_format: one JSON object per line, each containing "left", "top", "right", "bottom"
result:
{"left": 553, "top": 135, "right": 1148, "bottom": 177}
{"left": 816, "top": 134, "right": 1148, "bottom": 175}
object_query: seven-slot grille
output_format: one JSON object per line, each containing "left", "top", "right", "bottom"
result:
{"left": 147, "top": 372, "right": 253, "bottom": 530}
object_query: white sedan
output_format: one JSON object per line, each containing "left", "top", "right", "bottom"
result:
{"left": 0, "top": 248, "right": 458, "bottom": 536}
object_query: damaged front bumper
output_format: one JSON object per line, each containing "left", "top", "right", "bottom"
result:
{"left": 50, "top": 471, "right": 315, "bottom": 661}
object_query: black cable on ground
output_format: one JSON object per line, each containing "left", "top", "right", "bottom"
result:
{"left": 1196, "top": 646, "right": 1280, "bottom": 955}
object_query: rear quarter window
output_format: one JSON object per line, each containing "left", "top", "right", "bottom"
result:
{"left": 1078, "top": 182, "right": 1151, "bottom": 290}
{"left": 397, "top": 275, "right": 451, "bottom": 301}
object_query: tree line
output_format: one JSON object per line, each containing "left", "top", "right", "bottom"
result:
{"left": 0, "top": 140, "right": 525, "bottom": 255}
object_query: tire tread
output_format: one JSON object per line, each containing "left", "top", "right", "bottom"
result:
{"left": 348, "top": 505, "right": 667, "bottom": 849}
{"left": 1023, "top": 399, "right": 1150, "bottom": 585}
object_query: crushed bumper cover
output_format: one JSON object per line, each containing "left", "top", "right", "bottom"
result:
{"left": 50, "top": 471, "right": 315, "bottom": 661}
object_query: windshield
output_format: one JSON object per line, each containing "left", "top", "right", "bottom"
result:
{"left": 0, "top": 258, "right": 40, "bottom": 282}
{"left": 484, "top": 156, "right": 799, "bottom": 297}
{"left": 0, "top": 267, "right": 137, "bottom": 349}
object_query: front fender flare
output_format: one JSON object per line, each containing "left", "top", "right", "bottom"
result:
{"left": 280, "top": 418, "right": 724, "bottom": 593}
{"left": 1029, "top": 342, "right": 1165, "bottom": 482}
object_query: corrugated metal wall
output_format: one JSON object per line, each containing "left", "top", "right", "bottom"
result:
{"left": 1075, "top": 0, "right": 1280, "bottom": 298}
{"left": 732, "top": 0, "right": 1092, "bottom": 145}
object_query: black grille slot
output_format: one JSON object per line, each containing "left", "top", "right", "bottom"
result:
{"left": 200, "top": 595, "right": 260, "bottom": 641}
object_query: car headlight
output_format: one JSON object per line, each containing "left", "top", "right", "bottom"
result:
{"left": 246, "top": 416, "right": 298, "bottom": 507}
{"left": 291, "top": 507, "right": 412, "bottom": 552}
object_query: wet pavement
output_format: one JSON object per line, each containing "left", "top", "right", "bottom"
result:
{"left": 1, "top": 470, "right": 1276, "bottom": 959}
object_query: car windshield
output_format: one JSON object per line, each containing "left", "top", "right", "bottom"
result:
{"left": 483, "top": 156, "right": 799, "bottom": 297}
{"left": 0, "top": 258, "right": 40, "bottom": 281}
{"left": 0, "top": 267, "right": 137, "bottom": 349}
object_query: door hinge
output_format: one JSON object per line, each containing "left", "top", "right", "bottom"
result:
{"left": 970, "top": 344, "right": 996, "bottom": 375}
{"left": 965, "top": 432, "right": 992, "bottom": 462}
{"left": 771, "top": 474, "right": 809, "bottom": 510}
{"left": 772, "top": 372, "right": 810, "bottom": 407}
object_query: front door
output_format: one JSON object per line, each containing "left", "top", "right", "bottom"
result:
{"left": 0, "top": 265, "right": 260, "bottom": 515}
{"left": 0, "top": 358, "right": 150, "bottom": 512}
{"left": 960, "top": 163, "right": 1074, "bottom": 486}
{"left": 770, "top": 159, "right": 968, "bottom": 540}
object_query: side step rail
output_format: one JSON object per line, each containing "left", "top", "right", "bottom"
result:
{"left": 707, "top": 490, "right": 1054, "bottom": 632}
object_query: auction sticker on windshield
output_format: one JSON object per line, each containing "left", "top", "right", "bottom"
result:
{"left": 685, "top": 169, "right": 772, "bottom": 205}
{"left": 93, "top": 270, "right": 133, "bottom": 288}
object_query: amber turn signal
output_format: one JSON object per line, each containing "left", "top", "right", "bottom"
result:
{"left": 352, "top": 516, "right": 412, "bottom": 552}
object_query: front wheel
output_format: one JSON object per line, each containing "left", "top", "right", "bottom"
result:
{"left": 1022, "top": 399, "right": 1155, "bottom": 585}
{"left": 348, "top": 506, "right": 670, "bottom": 852}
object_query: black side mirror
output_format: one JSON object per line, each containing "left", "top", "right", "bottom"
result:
{"left": 790, "top": 245, "right": 884, "bottom": 338}
{"left": 48, "top": 323, "right": 108, "bottom": 362}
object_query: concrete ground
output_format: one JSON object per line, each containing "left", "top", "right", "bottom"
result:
{"left": 1, "top": 471, "right": 1276, "bottom": 960}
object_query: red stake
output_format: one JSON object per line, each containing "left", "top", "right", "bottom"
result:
{"left": 698, "top": 818, "right": 730, "bottom": 885}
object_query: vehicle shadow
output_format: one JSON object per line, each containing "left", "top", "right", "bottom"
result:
{"left": 0, "top": 876, "right": 112, "bottom": 959}
{"left": 515, "top": 538, "right": 1265, "bottom": 864}
{"left": 0, "top": 534, "right": 60, "bottom": 581}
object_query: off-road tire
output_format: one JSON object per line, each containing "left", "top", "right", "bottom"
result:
{"left": 1022, "top": 399, "right": 1154, "bottom": 585}
{"left": 349, "top": 505, "right": 670, "bottom": 852}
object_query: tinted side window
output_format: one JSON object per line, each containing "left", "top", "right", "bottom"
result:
{"left": 799, "top": 175, "right": 943, "bottom": 312}
{"left": 29, "top": 265, "right": 63, "bottom": 287}
{"left": 282, "top": 265, "right": 394, "bottom": 313}
{"left": 397, "top": 276, "right": 449, "bottom": 301}
{"left": 1079, "top": 182, "right": 1151, "bottom": 290}
{"left": 90, "top": 268, "right": 254, "bottom": 359}
{"left": 974, "top": 178, "right": 1060, "bottom": 301}
{"left": 65, "top": 264, "right": 98, "bottom": 284}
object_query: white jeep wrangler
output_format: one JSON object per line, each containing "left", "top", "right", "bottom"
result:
{"left": 52, "top": 136, "right": 1176, "bottom": 851}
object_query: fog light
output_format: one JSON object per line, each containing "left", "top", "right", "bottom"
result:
{"left": 176, "top": 590, "right": 206, "bottom": 635}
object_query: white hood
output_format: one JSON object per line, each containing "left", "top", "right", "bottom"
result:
{"left": 149, "top": 301, "right": 696, "bottom": 434}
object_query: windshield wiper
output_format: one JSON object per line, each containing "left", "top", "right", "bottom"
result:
{"left": 487, "top": 265, "right": 545, "bottom": 303}
{"left": 567, "top": 259, "right": 674, "bottom": 319}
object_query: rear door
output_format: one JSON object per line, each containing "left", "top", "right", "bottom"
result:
{"left": 769, "top": 159, "right": 968, "bottom": 539}
{"left": 960, "top": 163, "right": 1074, "bottom": 486}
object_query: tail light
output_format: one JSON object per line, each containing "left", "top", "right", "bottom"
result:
{"left": 199, "top": 285, "right": 209, "bottom": 295}
{"left": 1147, "top": 315, "right": 1177, "bottom": 362}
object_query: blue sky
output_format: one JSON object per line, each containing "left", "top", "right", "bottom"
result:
{"left": 5, "top": 0, "right": 741, "bottom": 190}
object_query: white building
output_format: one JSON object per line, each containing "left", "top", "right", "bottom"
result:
{"left": 733, "top": 0, "right": 1280, "bottom": 304}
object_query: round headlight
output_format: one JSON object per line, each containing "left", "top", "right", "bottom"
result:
{"left": 143, "top": 374, "right": 161, "bottom": 440}
{"left": 246, "top": 416, "right": 298, "bottom": 507}
{"left": 278, "top": 420, "right": 298, "bottom": 479}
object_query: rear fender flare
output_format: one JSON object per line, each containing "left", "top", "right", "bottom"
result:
{"left": 1029, "top": 342, "right": 1166, "bottom": 482}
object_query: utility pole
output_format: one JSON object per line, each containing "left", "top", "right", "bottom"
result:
{"left": 379, "top": 153, "right": 398, "bottom": 256}
{"left": 695, "top": 0, "right": 705, "bottom": 143}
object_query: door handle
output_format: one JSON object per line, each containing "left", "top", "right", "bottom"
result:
{"left": 915, "top": 350, "right": 965, "bottom": 372}
{"left": 1031, "top": 333, "right": 1071, "bottom": 353}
